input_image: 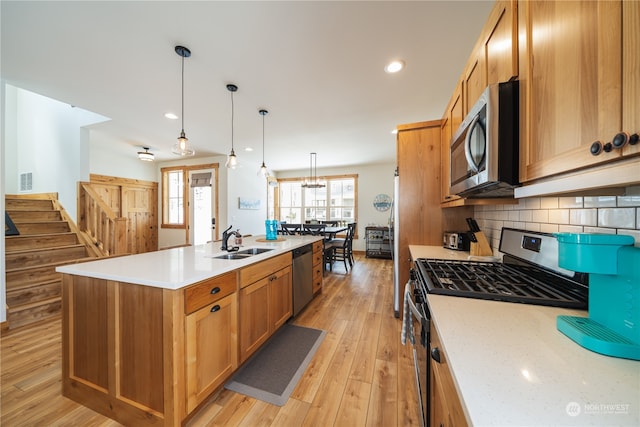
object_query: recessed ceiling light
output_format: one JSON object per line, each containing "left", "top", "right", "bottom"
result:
{"left": 391, "top": 129, "right": 398, "bottom": 135}
{"left": 244, "top": 147, "right": 253, "bottom": 152}
{"left": 384, "top": 60, "right": 405, "bottom": 74}
{"left": 164, "top": 112, "right": 178, "bottom": 120}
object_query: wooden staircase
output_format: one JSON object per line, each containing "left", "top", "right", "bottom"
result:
{"left": 5, "top": 194, "right": 103, "bottom": 330}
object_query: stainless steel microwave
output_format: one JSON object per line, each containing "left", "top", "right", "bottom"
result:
{"left": 449, "top": 81, "right": 519, "bottom": 198}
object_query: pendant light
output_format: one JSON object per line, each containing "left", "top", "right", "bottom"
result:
{"left": 258, "top": 109, "right": 269, "bottom": 177}
{"left": 301, "top": 152, "right": 325, "bottom": 188}
{"left": 225, "top": 84, "right": 238, "bottom": 169}
{"left": 137, "top": 147, "right": 155, "bottom": 161}
{"left": 172, "top": 45, "right": 195, "bottom": 156}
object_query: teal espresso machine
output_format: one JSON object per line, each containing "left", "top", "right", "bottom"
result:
{"left": 555, "top": 233, "right": 639, "bottom": 360}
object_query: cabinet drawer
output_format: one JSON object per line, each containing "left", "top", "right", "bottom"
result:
{"left": 312, "top": 274, "right": 322, "bottom": 295}
{"left": 312, "top": 250, "right": 323, "bottom": 266}
{"left": 239, "top": 253, "right": 291, "bottom": 288}
{"left": 312, "top": 240, "right": 323, "bottom": 254}
{"left": 185, "top": 271, "right": 237, "bottom": 314}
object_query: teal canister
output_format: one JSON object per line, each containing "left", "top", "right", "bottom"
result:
{"left": 265, "top": 220, "right": 278, "bottom": 240}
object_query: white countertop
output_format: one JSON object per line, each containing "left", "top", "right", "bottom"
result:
{"left": 57, "top": 235, "right": 321, "bottom": 290}
{"left": 410, "top": 245, "right": 640, "bottom": 427}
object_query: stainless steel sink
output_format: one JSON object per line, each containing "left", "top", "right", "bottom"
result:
{"left": 213, "top": 253, "right": 252, "bottom": 260}
{"left": 237, "top": 248, "right": 274, "bottom": 255}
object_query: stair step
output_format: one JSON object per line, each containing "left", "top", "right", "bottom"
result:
{"left": 5, "top": 258, "right": 95, "bottom": 289}
{"left": 6, "top": 210, "right": 62, "bottom": 222}
{"left": 5, "top": 199, "right": 54, "bottom": 211}
{"left": 6, "top": 279, "right": 61, "bottom": 307}
{"left": 9, "top": 221, "right": 71, "bottom": 235}
{"left": 5, "top": 245, "right": 89, "bottom": 269}
{"left": 7, "top": 297, "right": 62, "bottom": 330}
{"left": 5, "top": 232, "right": 79, "bottom": 251}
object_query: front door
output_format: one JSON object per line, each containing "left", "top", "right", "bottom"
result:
{"left": 189, "top": 169, "right": 215, "bottom": 245}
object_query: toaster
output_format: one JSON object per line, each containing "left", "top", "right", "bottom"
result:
{"left": 443, "top": 231, "right": 471, "bottom": 251}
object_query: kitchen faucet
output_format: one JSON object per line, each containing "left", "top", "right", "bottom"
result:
{"left": 221, "top": 225, "right": 240, "bottom": 252}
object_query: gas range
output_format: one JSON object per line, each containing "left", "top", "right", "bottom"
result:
{"left": 414, "top": 228, "right": 589, "bottom": 309}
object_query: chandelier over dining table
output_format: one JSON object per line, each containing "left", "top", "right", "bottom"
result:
{"left": 301, "top": 152, "right": 325, "bottom": 188}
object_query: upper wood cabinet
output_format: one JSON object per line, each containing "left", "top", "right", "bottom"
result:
{"left": 518, "top": 0, "right": 638, "bottom": 183}
{"left": 441, "top": 82, "right": 464, "bottom": 204}
{"left": 464, "top": 0, "right": 518, "bottom": 113}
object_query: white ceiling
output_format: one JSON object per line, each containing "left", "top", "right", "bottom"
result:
{"left": 1, "top": 1, "right": 493, "bottom": 172}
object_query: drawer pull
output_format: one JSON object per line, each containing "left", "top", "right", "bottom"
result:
{"left": 431, "top": 347, "right": 441, "bottom": 364}
{"left": 210, "top": 304, "right": 221, "bottom": 313}
{"left": 210, "top": 286, "right": 221, "bottom": 295}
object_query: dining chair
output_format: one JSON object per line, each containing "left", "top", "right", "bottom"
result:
{"left": 320, "top": 220, "right": 338, "bottom": 226}
{"left": 280, "top": 224, "right": 301, "bottom": 235}
{"left": 302, "top": 223, "right": 326, "bottom": 236}
{"left": 326, "top": 223, "right": 355, "bottom": 271}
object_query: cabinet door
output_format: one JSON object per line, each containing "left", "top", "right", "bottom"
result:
{"left": 441, "top": 83, "right": 464, "bottom": 203}
{"left": 239, "top": 277, "right": 270, "bottom": 362}
{"left": 622, "top": 0, "right": 640, "bottom": 157}
{"left": 519, "top": 1, "right": 623, "bottom": 182}
{"left": 464, "top": 49, "right": 485, "bottom": 114}
{"left": 269, "top": 266, "right": 292, "bottom": 331}
{"left": 430, "top": 322, "right": 468, "bottom": 427}
{"left": 486, "top": 0, "right": 518, "bottom": 85}
{"left": 185, "top": 293, "right": 238, "bottom": 412}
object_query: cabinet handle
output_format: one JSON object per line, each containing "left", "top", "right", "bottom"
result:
{"left": 629, "top": 133, "right": 639, "bottom": 146}
{"left": 210, "top": 304, "right": 221, "bottom": 313}
{"left": 431, "top": 347, "right": 441, "bottom": 363}
{"left": 589, "top": 140, "right": 612, "bottom": 156}
{"left": 210, "top": 286, "right": 221, "bottom": 295}
{"left": 611, "top": 132, "right": 629, "bottom": 149}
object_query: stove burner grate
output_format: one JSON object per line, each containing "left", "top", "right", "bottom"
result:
{"left": 416, "top": 258, "right": 588, "bottom": 309}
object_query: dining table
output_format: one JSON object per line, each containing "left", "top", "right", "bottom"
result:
{"left": 278, "top": 223, "right": 347, "bottom": 240}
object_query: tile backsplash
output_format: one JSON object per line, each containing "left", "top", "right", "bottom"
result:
{"left": 473, "top": 194, "right": 640, "bottom": 256}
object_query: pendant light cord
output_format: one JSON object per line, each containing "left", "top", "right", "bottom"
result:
{"left": 230, "top": 90, "right": 235, "bottom": 152}
{"left": 181, "top": 53, "right": 185, "bottom": 133}
{"left": 262, "top": 113, "right": 265, "bottom": 164}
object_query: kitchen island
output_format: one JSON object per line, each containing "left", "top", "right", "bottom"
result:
{"left": 410, "top": 245, "right": 640, "bottom": 426}
{"left": 57, "top": 235, "right": 322, "bottom": 427}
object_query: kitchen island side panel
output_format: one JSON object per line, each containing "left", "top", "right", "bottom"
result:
{"left": 62, "top": 274, "right": 179, "bottom": 426}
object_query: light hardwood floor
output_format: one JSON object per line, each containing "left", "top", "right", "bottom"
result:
{"left": 1, "top": 254, "right": 421, "bottom": 427}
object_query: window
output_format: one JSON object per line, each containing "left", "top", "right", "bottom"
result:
{"left": 276, "top": 174, "right": 358, "bottom": 226}
{"left": 161, "top": 167, "right": 187, "bottom": 228}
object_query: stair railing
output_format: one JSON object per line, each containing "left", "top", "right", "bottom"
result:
{"left": 77, "top": 183, "right": 128, "bottom": 256}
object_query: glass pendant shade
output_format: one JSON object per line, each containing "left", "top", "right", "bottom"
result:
{"left": 172, "top": 46, "right": 195, "bottom": 156}
{"left": 173, "top": 130, "right": 194, "bottom": 156}
{"left": 226, "top": 148, "right": 237, "bottom": 169}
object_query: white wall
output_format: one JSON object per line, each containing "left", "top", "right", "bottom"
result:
{"left": 155, "top": 156, "right": 268, "bottom": 249}
{"left": 89, "top": 131, "right": 157, "bottom": 182}
{"left": 4, "top": 85, "right": 109, "bottom": 220}
{"left": 276, "top": 161, "right": 396, "bottom": 251}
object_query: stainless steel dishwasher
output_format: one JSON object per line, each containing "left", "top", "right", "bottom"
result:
{"left": 292, "top": 244, "right": 313, "bottom": 316}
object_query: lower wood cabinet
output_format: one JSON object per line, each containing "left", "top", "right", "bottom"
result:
{"left": 430, "top": 321, "right": 468, "bottom": 427}
{"left": 61, "top": 250, "right": 297, "bottom": 426}
{"left": 185, "top": 292, "right": 238, "bottom": 412}
{"left": 239, "top": 253, "right": 293, "bottom": 363}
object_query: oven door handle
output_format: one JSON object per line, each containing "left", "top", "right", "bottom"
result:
{"left": 405, "top": 281, "right": 424, "bottom": 323}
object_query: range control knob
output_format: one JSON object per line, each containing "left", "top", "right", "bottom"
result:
{"left": 612, "top": 132, "right": 629, "bottom": 149}
{"left": 590, "top": 141, "right": 612, "bottom": 155}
